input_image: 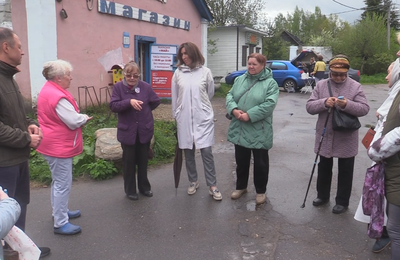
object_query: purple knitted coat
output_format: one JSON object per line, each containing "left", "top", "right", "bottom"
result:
{"left": 306, "top": 78, "right": 370, "bottom": 158}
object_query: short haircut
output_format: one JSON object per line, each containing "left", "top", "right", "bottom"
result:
{"left": 0, "top": 27, "right": 16, "bottom": 48}
{"left": 42, "top": 59, "right": 73, "bottom": 80}
{"left": 124, "top": 60, "right": 140, "bottom": 74}
{"left": 248, "top": 53, "right": 267, "bottom": 65}
{"left": 317, "top": 55, "right": 323, "bottom": 61}
{"left": 176, "top": 42, "right": 204, "bottom": 67}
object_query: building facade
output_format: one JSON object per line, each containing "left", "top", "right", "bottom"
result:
{"left": 207, "top": 25, "right": 267, "bottom": 81}
{"left": 10, "top": 0, "right": 211, "bottom": 106}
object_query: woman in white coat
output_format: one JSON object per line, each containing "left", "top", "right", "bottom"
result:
{"left": 171, "top": 42, "right": 222, "bottom": 201}
{"left": 354, "top": 59, "right": 400, "bottom": 253}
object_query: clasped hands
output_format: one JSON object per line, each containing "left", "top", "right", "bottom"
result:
{"left": 130, "top": 99, "right": 143, "bottom": 111}
{"left": 28, "top": 124, "right": 42, "bottom": 149}
{"left": 325, "top": 96, "right": 347, "bottom": 109}
{"left": 232, "top": 109, "right": 249, "bottom": 122}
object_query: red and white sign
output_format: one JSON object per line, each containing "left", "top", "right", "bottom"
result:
{"left": 151, "top": 71, "right": 173, "bottom": 98}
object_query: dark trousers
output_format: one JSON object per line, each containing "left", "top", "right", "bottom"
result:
{"left": 0, "top": 161, "right": 30, "bottom": 231}
{"left": 317, "top": 156, "right": 355, "bottom": 206}
{"left": 235, "top": 145, "right": 269, "bottom": 194}
{"left": 121, "top": 136, "right": 151, "bottom": 195}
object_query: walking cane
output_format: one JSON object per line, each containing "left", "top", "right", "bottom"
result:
{"left": 300, "top": 108, "right": 331, "bottom": 208}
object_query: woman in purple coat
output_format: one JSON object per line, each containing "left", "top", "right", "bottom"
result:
{"left": 306, "top": 56, "right": 369, "bottom": 214}
{"left": 110, "top": 61, "right": 161, "bottom": 201}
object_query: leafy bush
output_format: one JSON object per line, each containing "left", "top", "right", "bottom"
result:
{"left": 29, "top": 103, "right": 177, "bottom": 184}
{"left": 359, "top": 53, "right": 394, "bottom": 76}
{"left": 81, "top": 159, "right": 118, "bottom": 180}
{"left": 29, "top": 150, "right": 52, "bottom": 184}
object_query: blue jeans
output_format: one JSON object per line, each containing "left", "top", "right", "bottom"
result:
{"left": 0, "top": 161, "right": 30, "bottom": 231}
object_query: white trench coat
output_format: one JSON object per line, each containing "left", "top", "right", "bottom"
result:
{"left": 171, "top": 65, "right": 215, "bottom": 150}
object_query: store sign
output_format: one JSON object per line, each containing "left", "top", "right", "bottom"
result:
{"left": 151, "top": 71, "right": 173, "bottom": 98}
{"left": 245, "top": 32, "right": 259, "bottom": 45}
{"left": 151, "top": 54, "right": 174, "bottom": 71}
{"left": 151, "top": 45, "right": 176, "bottom": 55}
{"left": 98, "top": 0, "right": 190, "bottom": 31}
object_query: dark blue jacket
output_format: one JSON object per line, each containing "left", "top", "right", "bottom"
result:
{"left": 110, "top": 80, "right": 160, "bottom": 145}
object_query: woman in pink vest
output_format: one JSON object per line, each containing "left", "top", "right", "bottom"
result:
{"left": 37, "top": 60, "right": 92, "bottom": 235}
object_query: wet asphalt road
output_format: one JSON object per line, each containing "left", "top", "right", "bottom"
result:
{"left": 25, "top": 84, "right": 392, "bottom": 259}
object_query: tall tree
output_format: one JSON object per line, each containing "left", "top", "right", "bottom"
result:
{"left": 271, "top": 6, "right": 348, "bottom": 46}
{"left": 205, "top": 0, "right": 265, "bottom": 27}
{"left": 334, "top": 14, "right": 394, "bottom": 74}
{"left": 361, "top": 0, "right": 399, "bottom": 29}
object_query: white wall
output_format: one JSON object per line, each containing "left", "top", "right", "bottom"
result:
{"left": 208, "top": 27, "right": 264, "bottom": 80}
{"left": 208, "top": 28, "right": 237, "bottom": 78}
{"left": 25, "top": 0, "right": 57, "bottom": 102}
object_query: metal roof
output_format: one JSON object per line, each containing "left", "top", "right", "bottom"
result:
{"left": 191, "top": 0, "right": 213, "bottom": 21}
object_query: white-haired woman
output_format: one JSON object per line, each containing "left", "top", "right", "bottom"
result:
{"left": 37, "top": 59, "right": 92, "bottom": 235}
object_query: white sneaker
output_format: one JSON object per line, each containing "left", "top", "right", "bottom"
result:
{"left": 187, "top": 182, "right": 199, "bottom": 195}
{"left": 209, "top": 188, "right": 222, "bottom": 201}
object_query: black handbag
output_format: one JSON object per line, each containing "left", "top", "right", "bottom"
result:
{"left": 328, "top": 80, "right": 361, "bottom": 131}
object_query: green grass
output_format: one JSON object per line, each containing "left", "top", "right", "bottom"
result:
{"left": 29, "top": 104, "right": 177, "bottom": 185}
{"left": 214, "top": 83, "right": 231, "bottom": 98}
{"left": 360, "top": 73, "right": 387, "bottom": 85}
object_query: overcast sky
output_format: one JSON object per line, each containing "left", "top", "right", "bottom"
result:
{"left": 263, "top": 0, "right": 375, "bottom": 24}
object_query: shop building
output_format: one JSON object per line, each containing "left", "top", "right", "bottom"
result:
{"left": 207, "top": 25, "right": 267, "bottom": 81}
{"left": 10, "top": 0, "right": 212, "bottom": 107}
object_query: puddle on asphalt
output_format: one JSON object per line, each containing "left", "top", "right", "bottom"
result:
{"left": 246, "top": 201, "right": 263, "bottom": 211}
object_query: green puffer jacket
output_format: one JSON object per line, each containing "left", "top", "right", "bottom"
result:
{"left": 226, "top": 67, "right": 279, "bottom": 150}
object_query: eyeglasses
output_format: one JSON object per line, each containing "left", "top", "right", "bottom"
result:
{"left": 124, "top": 73, "right": 140, "bottom": 79}
{"left": 331, "top": 72, "right": 347, "bottom": 77}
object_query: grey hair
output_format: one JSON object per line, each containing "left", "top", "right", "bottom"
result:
{"left": 42, "top": 59, "right": 73, "bottom": 80}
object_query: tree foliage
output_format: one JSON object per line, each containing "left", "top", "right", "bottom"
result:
{"left": 334, "top": 14, "right": 395, "bottom": 74}
{"left": 205, "top": 0, "right": 265, "bottom": 27}
{"left": 361, "top": 0, "right": 399, "bottom": 29}
{"left": 271, "top": 6, "right": 349, "bottom": 46}
{"left": 260, "top": 4, "right": 398, "bottom": 75}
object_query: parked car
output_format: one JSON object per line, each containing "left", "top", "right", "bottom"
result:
{"left": 225, "top": 60, "right": 305, "bottom": 92}
{"left": 323, "top": 65, "right": 360, "bottom": 82}
{"left": 292, "top": 50, "right": 361, "bottom": 82}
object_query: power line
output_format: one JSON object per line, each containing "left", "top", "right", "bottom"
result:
{"left": 330, "top": 0, "right": 397, "bottom": 15}
{"left": 332, "top": 0, "right": 359, "bottom": 10}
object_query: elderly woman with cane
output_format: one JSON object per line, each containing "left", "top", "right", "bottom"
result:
{"left": 306, "top": 55, "right": 369, "bottom": 214}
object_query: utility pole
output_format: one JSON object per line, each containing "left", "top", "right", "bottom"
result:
{"left": 387, "top": 0, "right": 391, "bottom": 49}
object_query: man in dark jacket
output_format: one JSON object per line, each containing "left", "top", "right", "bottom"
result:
{"left": 0, "top": 27, "right": 50, "bottom": 258}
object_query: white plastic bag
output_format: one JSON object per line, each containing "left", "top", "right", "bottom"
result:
{"left": 4, "top": 225, "right": 41, "bottom": 260}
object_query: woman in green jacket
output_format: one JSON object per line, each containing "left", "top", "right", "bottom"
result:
{"left": 226, "top": 53, "right": 279, "bottom": 205}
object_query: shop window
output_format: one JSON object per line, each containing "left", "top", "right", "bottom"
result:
{"left": 242, "top": 45, "right": 248, "bottom": 66}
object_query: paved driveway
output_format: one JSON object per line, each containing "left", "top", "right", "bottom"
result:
{"left": 25, "top": 84, "right": 392, "bottom": 259}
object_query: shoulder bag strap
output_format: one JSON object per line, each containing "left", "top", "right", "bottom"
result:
{"left": 235, "top": 79, "right": 258, "bottom": 103}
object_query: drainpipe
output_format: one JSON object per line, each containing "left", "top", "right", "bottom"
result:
{"left": 236, "top": 26, "right": 239, "bottom": 71}
{"left": 201, "top": 18, "right": 208, "bottom": 66}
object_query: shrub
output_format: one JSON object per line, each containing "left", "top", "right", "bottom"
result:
{"left": 29, "top": 104, "right": 177, "bottom": 184}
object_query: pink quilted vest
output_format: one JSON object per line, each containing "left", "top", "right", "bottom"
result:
{"left": 37, "top": 81, "right": 83, "bottom": 158}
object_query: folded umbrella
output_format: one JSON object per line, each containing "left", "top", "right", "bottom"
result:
{"left": 173, "top": 131, "right": 182, "bottom": 190}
